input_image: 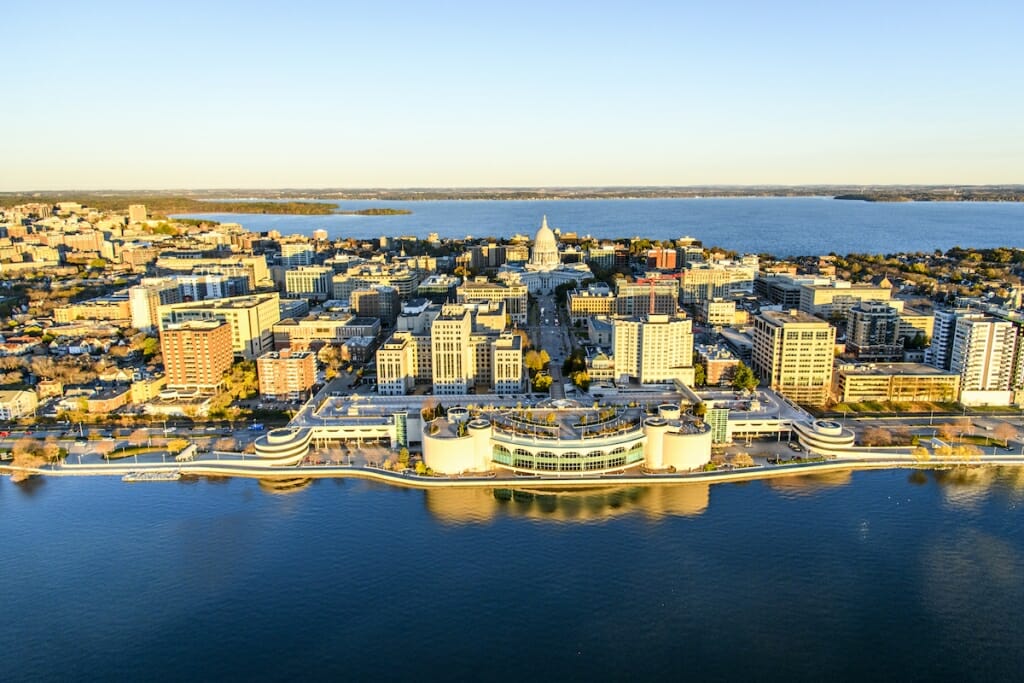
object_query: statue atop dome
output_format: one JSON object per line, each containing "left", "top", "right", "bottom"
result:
{"left": 530, "top": 216, "right": 560, "bottom": 270}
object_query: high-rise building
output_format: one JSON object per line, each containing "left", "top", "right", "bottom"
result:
{"left": 927, "top": 308, "right": 976, "bottom": 370}
{"left": 846, "top": 300, "right": 903, "bottom": 361}
{"left": 431, "top": 305, "right": 474, "bottom": 395}
{"left": 612, "top": 314, "right": 694, "bottom": 385}
{"left": 752, "top": 309, "right": 836, "bottom": 407}
{"left": 257, "top": 349, "right": 317, "bottom": 400}
{"left": 161, "top": 320, "right": 233, "bottom": 391}
{"left": 950, "top": 316, "right": 1018, "bottom": 393}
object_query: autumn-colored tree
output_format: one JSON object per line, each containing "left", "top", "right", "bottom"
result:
{"left": 167, "top": 438, "right": 189, "bottom": 453}
{"left": 42, "top": 436, "right": 62, "bottom": 462}
{"left": 861, "top": 427, "right": 892, "bottom": 447}
{"left": 215, "top": 436, "right": 238, "bottom": 452}
{"left": 10, "top": 439, "right": 45, "bottom": 482}
{"left": 129, "top": 428, "right": 150, "bottom": 448}
{"left": 993, "top": 422, "right": 1016, "bottom": 447}
{"left": 936, "top": 423, "right": 957, "bottom": 443}
{"left": 732, "top": 453, "right": 755, "bottom": 468}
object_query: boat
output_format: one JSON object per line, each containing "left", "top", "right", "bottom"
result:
{"left": 122, "top": 470, "right": 182, "bottom": 482}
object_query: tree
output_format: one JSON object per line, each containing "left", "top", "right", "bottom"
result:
{"left": 731, "top": 362, "right": 759, "bottom": 392}
{"left": 693, "top": 362, "right": 706, "bottom": 387}
{"left": 732, "top": 453, "right": 755, "bottom": 468}
{"left": 215, "top": 436, "right": 238, "bottom": 452}
{"left": 862, "top": 427, "right": 892, "bottom": 447}
{"left": 398, "top": 447, "right": 410, "bottom": 467}
{"left": 129, "top": 428, "right": 150, "bottom": 448}
{"left": 10, "top": 439, "right": 45, "bottom": 482}
{"left": 538, "top": 349, "right": 551, "bottom": 369}
{"left": 524, "top": 350, "right": 544, "bottom": 375}
{"left": 571, "top": 371, "right": 591, "bottom": 391}
{"left": 993, "top": 422, "right": 1016, "bottom": 447}
{"left": 936, "top": 423, "right": 957, "bottom": 442}
{"left": 167, "top": 438, "right": 189, "bottom": 453}
{"left": 224, "top": 361, "right": 258, "bottom": 400}
{"left": 533, "top": 374, "right": 553, "bottom": 391}
{"left": 42, "top": 436, "right": 62, "bottom": 462}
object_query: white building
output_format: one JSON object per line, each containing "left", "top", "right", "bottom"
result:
{"left": 612, "top": 314, "right": 694, "bottom": 385}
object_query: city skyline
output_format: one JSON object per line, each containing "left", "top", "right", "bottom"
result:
{"left": 5, "top": 0, "right": 1023, "bottom": 190}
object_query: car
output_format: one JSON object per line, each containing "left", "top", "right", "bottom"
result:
{"left": 0, "top": 431, "right": 8, "bottom": 438}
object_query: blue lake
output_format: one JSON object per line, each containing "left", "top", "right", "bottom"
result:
{"left": 4, "top": 469, "right": 1024, "bottom": 681}
{"left": 176, "top": 197, "right": 1024, "bottom": 256}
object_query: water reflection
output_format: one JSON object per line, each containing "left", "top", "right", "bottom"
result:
{"left": 423, "top": 483, "right": 711, "bottom": 524}
{"left": 258, "top": 477, "right": 314, "bottom": 495}
{"left": 765, "top": 470, "right": 853, "bottom": 497}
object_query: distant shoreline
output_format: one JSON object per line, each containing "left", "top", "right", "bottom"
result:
{"left": 6, "top": 186, "right": 1024, "bottom": 207}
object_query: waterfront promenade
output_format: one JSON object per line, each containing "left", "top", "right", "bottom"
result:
{"left": 6, "top": 450, "right": 1024, "bottom": 490}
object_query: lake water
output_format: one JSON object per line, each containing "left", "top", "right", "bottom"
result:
{"left": 176, "top": 197, "right": 1024, "bottom": 256}
{"left": 4, "top": 468, "right": 1024, "bottom": 681}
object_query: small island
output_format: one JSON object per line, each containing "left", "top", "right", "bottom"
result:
{"left": 336, "top": 208, "right": 413, "bottom": 216}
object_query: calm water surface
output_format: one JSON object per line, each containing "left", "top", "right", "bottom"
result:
{"left": 3, "top": 469, "right": 1023, "bottom": 681}
{"left": 175, "top": 197, "right": 1024, "bottom": 256}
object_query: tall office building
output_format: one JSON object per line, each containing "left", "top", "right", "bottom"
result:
{"left": 752, "top": 309, "right": 836, "bottom": 407}
{"left": 612, "top": 314, "right": 694, "bottom": 385}
{"left": 431, "top": 305, "right": 474, "bottom": 395}
{"left": 161, "top": 320, "right": 233, "bottom": 391}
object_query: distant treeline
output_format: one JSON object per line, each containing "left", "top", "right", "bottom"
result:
{"left": 0, "top": 194, "right": 337, "bottom": 216}
{"left": 835, "top": 189, "right": 1024, "bottom": 203}
{"left": 337, "top": 208, "right": 413, "bottom": 216}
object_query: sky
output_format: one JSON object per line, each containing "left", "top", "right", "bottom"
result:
{"left": 4, "top": 0, "right": 1023, "bottom": 190}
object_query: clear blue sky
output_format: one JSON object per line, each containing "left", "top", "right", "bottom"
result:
{"left": 4, "top": 0, "right": 1022, "bottom": 189}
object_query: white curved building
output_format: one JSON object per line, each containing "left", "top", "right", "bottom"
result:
{"left": 422, "top": 404, "right": 711, "bottom": 475}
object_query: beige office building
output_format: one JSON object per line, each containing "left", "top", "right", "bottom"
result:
{"left": 752, "top": 309, "right": 836, "bottom": 406}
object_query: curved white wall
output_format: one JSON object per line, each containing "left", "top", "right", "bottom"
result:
{"left": 422, "top": 422, "right": 478, "bottom": 473}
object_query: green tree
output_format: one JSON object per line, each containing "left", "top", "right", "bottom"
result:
{"left": 693, "top": 362, "right": 706, "bottom": 387}
{"left": 731, "top": 362, "right": 759, "bottom": 392}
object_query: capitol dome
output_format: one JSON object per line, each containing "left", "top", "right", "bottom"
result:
{"left": 530, "top": 216, "right": 560, "bottom": 269}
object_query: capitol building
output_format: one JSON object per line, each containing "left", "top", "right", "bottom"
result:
{"left": 504, "top": 216, "right": 592, "bottom": 294}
